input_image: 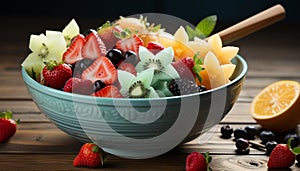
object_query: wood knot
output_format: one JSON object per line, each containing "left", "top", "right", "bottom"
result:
{"left": 236, "top": 157, "right": 265, "bottom": 169}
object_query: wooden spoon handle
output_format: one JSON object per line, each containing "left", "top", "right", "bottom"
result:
{"left": 213, "top": 4, "right": 286, "bottom": 44}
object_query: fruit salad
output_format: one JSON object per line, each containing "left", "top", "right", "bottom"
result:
{"left": 21, "top": 16, "right": 239, "bottom": 98}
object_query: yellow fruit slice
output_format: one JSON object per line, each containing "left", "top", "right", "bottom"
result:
{"left": 251, "top": 80, "right": 300, "bottom": 132}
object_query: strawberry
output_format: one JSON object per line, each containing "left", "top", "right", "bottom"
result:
{"left": 172, "top": 60, "right": 195, "bottom": 81}
{"left": 82, "top": 29, "right": 107, "bottom": 60}
{"left": 114, "top": 34, "right": 144, "bottom": 54}
{"left": 73, "top": 143, "right": 105, "bottom": 168}
{"left": 0, "top": 110, "right": 18, "bottom": 143}
{"left": 42, "top": 61, "right": 73, "bottom": 89}
{"left": 181, "top": 57, "right": 195, "bottom": 72}
{"left": 63, "top": 77, "right": 94, "bottom": 95}
{"left": 97, "top": 21, "right": 122, "bottom": 50}
{"left": 186, "top": 152, "right": 211, "bottom": 171}
{"left": 147, "top": 41, "right": 164, "bottom": 54}
{"left": 82, "top": 57, "right": 117, "bottom": 85}
{"left": 117, "top": 62, "right": 137, "bottom": 76}
{"left": 93, "top": 85, "right": 123, "bottom": 98}
{"left": 63, "top": 34, "right": 85, "bottom": 64}
{"left": 267, "top": 143, "right": 296, "bottom": 168}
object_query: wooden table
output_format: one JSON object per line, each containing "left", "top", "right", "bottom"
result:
{"left": 1, "top": 16, "right": 300, "bottom": 170}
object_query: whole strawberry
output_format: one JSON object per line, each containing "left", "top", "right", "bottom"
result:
{"left": 185, "top": 152, "right": 211, "bottom": 171}
{"left": 267, "top": 139, "right": 296, "bottom": 169}
{"left": 42, "top": 60, "right": 72, "bottom": 89}
{"left": 73, "top": 143, "right": 105, "bottom": 168}
{"left": 0, "top": 110, "right": 18, "bottom": 143}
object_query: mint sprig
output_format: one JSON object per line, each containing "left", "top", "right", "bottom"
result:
{"left": 186, "top": 15, "right": 217, "bottom": 41}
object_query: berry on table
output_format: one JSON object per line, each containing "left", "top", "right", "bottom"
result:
{"left": 265, "top": 141, "right": 278, "bottom": 155}
{"left": 259, "top": 130, "right": 275, "bottom": 144}
{"left": 267, "top": 142, "right": 296, "bottom": 169}
{"left": 244, "top": 125, "right": 258, "bottom": 140}
{"left": 220, "top": 124, "right": 233, "bottom": 139}
{"left": 0, "top": 110, "right": 19, "bottom": 143}
{"left": 235, "top": 138, "right": 250, "bottom": 151}
{"left": 233, "top": 128, "right": 247, "bottom": 140}
{"left": 73, "top": 143, "right": 105, "bottom": 168}
{"left": 284, "top": 133, "right": 299, "bottom": 148}
{"left": 185, "top": 152, "right": 211, "bottom": 171}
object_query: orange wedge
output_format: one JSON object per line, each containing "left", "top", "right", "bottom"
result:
{"left": 251, "top": 80, "right": 300, "bottom": 132}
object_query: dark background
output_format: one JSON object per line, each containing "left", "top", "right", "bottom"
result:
{"left": 1, "top": 0, "right": 299, "bottom": 28}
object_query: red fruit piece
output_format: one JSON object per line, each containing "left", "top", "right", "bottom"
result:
{"left": 115, "top": 34, "right": 144, "bottom": 54}
{"left": 172, "top": 60, "right": 195, "bottom": 81}
{"left": 118, "top": 62, "right": 137, "bottom": 76}
{"left": 0, "top": 110, "right": 18, "bottom": 143}
{"left": 82, "top": 57, "right": 117, "bottom": 85}
{"left": 42, "top": 61, "right": 73, "bottom": 89}
{"left": 97, "top": 22, "right": 123, "bottom": 50}
{"left": 186, "top": 152, "right": 208, "bottom": 171}
{"left": 181, "top": 57, "right": 195, "bottom": 72}
{"left": 147, "top": 41, "right": 164, "bottom": 54}
{"left": 73, "top": 143, "right": 104, "bottom": 168}
{"left": 267, "top": 144, "right": 296, "bottom": 169}
{"left": 93, "top": 85, "right": 123, "bottom": 98}
{"left": 82, "top": 29, "right": 107, "bottom": 60}
{"left": 63, "top": 77, "right": 94, "bottom": 95}
{"left": 63, "top": 34, "right": 86, "bottom": 64}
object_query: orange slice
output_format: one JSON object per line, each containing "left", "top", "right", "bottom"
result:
{"left": 251, "top": 80, "right": 300, "bottom": 132}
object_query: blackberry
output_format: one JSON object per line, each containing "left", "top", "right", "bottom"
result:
{"left": 168, "top": 78, "right": 200, "bottom": 96}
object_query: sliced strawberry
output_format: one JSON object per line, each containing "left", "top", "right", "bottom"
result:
{"left": 97, "top": 24, "right": 122, "bottom": 50}
{"left": 147, "top": 41, "right": 164, "bottom": 54}
{"left": 114, "top": 34, "right": 144, "bottom": 54}
{"left": 82, "top": 29, "right": 107, "bottom": 60}
{"left": 82, "top": 57, "right": 117, "bottom": 85}
{"left": 63, "top": 77, "right": 94, "bottom": 95}
{"left": 117, "top": 62, "right": 137, "bottom": 76}
{"left": 63, "top": 34, "right": 85, "bottom": 64}
{"left": 93, "top": 85, "right": 123, "bottom": 98}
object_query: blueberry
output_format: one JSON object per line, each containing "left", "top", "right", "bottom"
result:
{"left": 73, "top": 58, "right": 94, "bottom": 77}
{"left": 106, "top": 49, "right": 125, "bottom": 66}
{"left": 284, "top": 133, "right": 299, "bottom": 148}
{"left": 235, "top": 138, "right": 249, "bottom": 150}
{"left": 259, "top": 130, "right": 275, "bottom": 144}
{"left": 265, "top": 141, "right": 278, "bottom": 155}
{"left": 234, "top": 128, "right": 247, "bottom": 140}
{"left": 220, "top": 125, "right": 233, "bottom": 139}
{"left": 244, "top": 125, "right": 258, "bottom": 140}
{"left": 198, "top": 85, "right": 207, "bottom": 92}
{"left": 93, "top": 80, "right": 106, "bottom": 92}
{"left": 124, "top": 50, "right": 139, "bottom": 66}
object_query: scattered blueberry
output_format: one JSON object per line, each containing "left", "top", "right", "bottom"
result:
{"left": 235, "top": 138, "right": 250, "bottom": 154}
{"left": 265, "top": 141, "right": 278, "bottom": 155}
{"left": 259, "top": 130, "right": 275, "bottom": 144}
{"left": 233, "top": 128, "right": 247, "bottom": 140}
{"left": 221, "top": 125, "right": 233, "bottom": 139}
{"left": 244, "top": 125, "right": 258, "bottom": 140}
{"left": 284, "top": 133, "right": 299, "bottom": 148}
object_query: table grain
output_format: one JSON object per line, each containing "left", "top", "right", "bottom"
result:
{"left": 1, "top": 16, "right": 300, "bottom": 170}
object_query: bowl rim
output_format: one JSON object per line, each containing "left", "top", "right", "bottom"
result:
{"left": 21, "top": 55, "right": 247, "bottom": 102}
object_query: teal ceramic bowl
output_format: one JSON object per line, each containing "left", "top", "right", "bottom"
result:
{"left": 22, "top": 55, "right": 247, "bottom": 158}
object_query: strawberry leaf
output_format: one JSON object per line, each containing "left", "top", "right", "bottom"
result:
{"left": 192, "top": 52, "right": 203, "bottom": 83}
{"left": 0, "top": 110, "right": 13, "bottom": 119}
{"left": 196, "top": 15, "right": 217, "bottom": 37}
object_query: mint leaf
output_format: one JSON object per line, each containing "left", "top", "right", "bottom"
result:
{"left": 186, "top": 25, "right": 206, "bottom": 41}
{"left": 292, "top": 147, "right": 300, "bottom": 154}
{"left": 196, "top": 15, "right": 217, "bottom": 37}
